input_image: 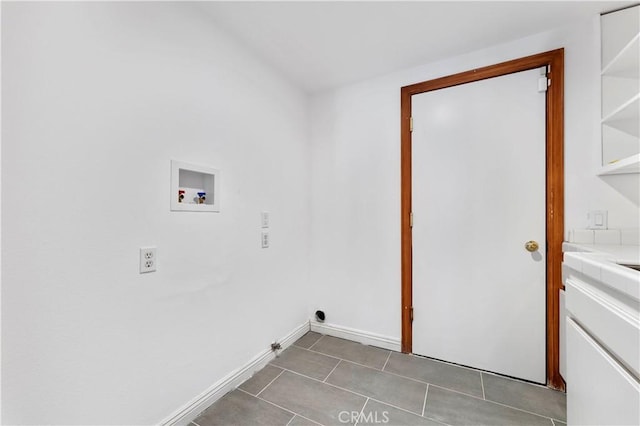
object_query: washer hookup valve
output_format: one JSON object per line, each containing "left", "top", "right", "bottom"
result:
{"left": 197, "top": 192, "right": 206, "bottom": 204}
{"left": 178, "top": 190, "right": 185, "bottom": 203}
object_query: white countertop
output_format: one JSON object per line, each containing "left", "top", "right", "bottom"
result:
{"left": 563, "top": 242, "right": 640, "bottom": 265}
{"left": 563, "top": 242, "right": 640, "bottom": 301}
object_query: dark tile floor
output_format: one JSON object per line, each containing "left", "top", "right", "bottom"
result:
{"left": 192, "top": 332, "right": 566, "bottom": 426}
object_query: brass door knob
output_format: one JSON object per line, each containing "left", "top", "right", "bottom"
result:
{"left": 525, "top": 240, "right": 539, "bottom": 252}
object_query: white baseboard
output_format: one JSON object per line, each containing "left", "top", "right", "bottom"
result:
{"left": 161, "top": 321, "right": 310, "bottom": 426}
{"left": 310, "top": 321, "right": 401, "bottom": 352}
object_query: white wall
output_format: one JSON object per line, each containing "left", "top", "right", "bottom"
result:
{"left": 1, "top": 3, "right": 310, "bottom": 425}
{"left": 4, "top": 4, "right": 640, "bottom": 424}
{"left": 309, "top": 18, "right": 639, "bottom": 341}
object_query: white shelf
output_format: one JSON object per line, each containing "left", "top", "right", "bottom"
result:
{"left": 602, "top": 34, "right": 640, "bottom": 78}
{"left": 599, "top": 152, "right": 640, "bottom": 175}
{"left": 600, "top": 6, "right": 640, "bottom": 173}
{"left": 601, "top": 93, "right": 640, "bottom": 137}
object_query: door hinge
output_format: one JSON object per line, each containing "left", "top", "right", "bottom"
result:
{"left": 538, "top": 65, "right": 550, "bottom": 92}
{"left": 409, "top": 117, "right": 413, "bottom": 132}
{"left": 538, "top": 76, "right": 549, "bottom": 92}
{"left": 547, "top": 65, "right": 551, "bottom": 85}
{"left": 410, "top": 307, "right": 414, "bottom": 323}
{"left": 410, "top": 212, "right": 413, "bottom": 228}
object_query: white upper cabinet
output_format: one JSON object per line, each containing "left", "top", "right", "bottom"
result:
{"left": 600, "top": 5, "right": 640, "bottom": 175}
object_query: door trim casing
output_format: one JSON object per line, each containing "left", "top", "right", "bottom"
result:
{"left": 400, "top": 49, "right": 565, "bottom": 390}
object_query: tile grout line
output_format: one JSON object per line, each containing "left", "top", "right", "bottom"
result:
{"left": 237, "top": 388, "right": 322, "bottom": 426}
{"left": 300, "top": 346, "right": 496, "bottom": 402}
{"left": 410, "top": 352, "right": 509, "bottom": 375}
{"left": 432, "top": 383, "right": 565, "bottom": 422}
{"left": 382, "top": 350, "right": 392, "bottom": 371}
{"left": 303, "top": 346, "right": 350, "bottom": 362}
{"left": 312, "top": 334, "right": 552, "bottom": 391}
{"left": 299, "top": 342, "right": 535, "bottom": 406}
{"left": 323, "top": 359, "right": 342, "bottom": 382}
{"left": 284, "top": 412, "right": 297, "bottom": 426}
{"left": 304, "top": 346, "right": 384, "bottom": 368}
{"left": 299, "top": 340, "right": 389, "bottom": 372}
{"left": 412, "top": 352, "right": 562, "bottom": 393}
{"left": 276, "top": 367, "right": 376, "bottom": 401}
{"left": 282, "top": 349, "right": 485, "bottom": 405}
{"left": 303, "top": 346, "right": 431, "bottom": 383}
{"left": 293, "top": 337, "right": 322, "bottom": 351}
{"left": 428, "top": 417, "right": 452, "bottom": 426}
{"left": 202, "top": 335, "right": 564, "bottom": 426}
{"left": 421, "top": 384, "right": 429, "bottom": 417}
{"left": 480, "top": 369, "right": 556, "bottom": 391}
{"left": 281, "top": 357, "right": 561, "bottom": 424}
{"left": 307, "top": 334, "right": 324, "bottom": 351}
{"left": 280, "top": 342, "right": 565, "bottom": 422}
{"left": 332, "top": 350, "right": 563, "bottom": 422}
{"left": 473, "top": 382, "right": 565, "bottom": 422}
{"left": 248, "top": 366, "right": 451, "bottom": 426}
{"left": 275, "top": 366, "right": 430, "bottom": 420}
{"left": 353, "top": 397, "right": 369, "bottom": 426}
{"left": 256, "top": 369, "right": 286, "bottom": 398}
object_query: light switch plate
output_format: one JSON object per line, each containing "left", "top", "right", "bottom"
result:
{"left": 261, "top": 211, "right": 269, "bottom": 228}
{"left": 261, "top": 231, "right": 269, "bottom": 248}
{"left": 587, "top": 210, "right": 608, "bottom": 230}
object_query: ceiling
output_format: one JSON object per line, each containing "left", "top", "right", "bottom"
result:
{"left": 197, "top": 1, "right": 633, "bottom": 93}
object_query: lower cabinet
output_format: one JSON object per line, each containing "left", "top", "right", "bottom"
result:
{"left": 563, "top": 254, "right": 640, "bottom": 426}
{"left": 567, "top": 317, "right": 640, "bottom": 425}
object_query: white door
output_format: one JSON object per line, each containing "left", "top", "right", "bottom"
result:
{"left": 412, "top": 68, "right": 547, "bottom": 383}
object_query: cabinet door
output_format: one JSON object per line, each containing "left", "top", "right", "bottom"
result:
{"left": 567, "top": 318, "right": 640, "bottom": 425}
{"left": 565, "top": 277, "right": 640, "bottom": 377}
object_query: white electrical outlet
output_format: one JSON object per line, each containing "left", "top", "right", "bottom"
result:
{"left": 261, "top": 231, "right": 269, "bottom": 248}
{"left": 261, "top": 211, "right": 270, "bottom": 228}
{"left": 139, "top": 247, "right": 157, "bottom": 273}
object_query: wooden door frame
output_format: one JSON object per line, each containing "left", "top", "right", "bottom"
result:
{"left": 400, "top": 49, "right": 565, "bottom": 390}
